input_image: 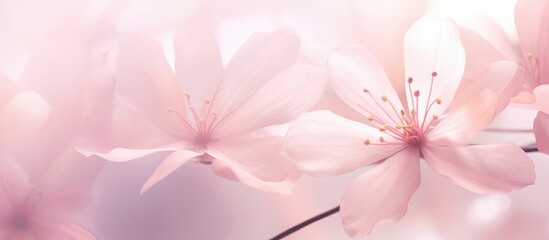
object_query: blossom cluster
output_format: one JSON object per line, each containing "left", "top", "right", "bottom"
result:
{"left": 0, "top": 0, "right": 547, "bottom": 239}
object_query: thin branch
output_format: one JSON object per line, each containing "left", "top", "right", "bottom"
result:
{"left": 269, "top": 206, "right": 340, "bottom": 240}
{"left": 523, "top": 146, "right": 539, "bottom": 152}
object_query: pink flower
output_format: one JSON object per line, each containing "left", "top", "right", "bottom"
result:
{"left": 0, "top": 40, "right": 102, "bottom": 240}
{"left": 0, "top": 150, "right": 99, "bottom": 240}
{"left": 512, "top": 0, "right": 549, "bottom": 154}
{"left": 513, "top": 0, "right": 549, "bottom": 104}
{"left": 77, "top": 18, "right": 326, "bottom": 194}
{"left": 284, "top": 16, "right": 535, "bottom": 237}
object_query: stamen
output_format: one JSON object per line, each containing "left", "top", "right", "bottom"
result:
{"left": 167, "top": 107, "right": 197, "bottom": 134}
{"left": 436, "top": 98, "right": 441, "bottom": 104}
{"left": 414, "top": 90, "right": 420, "bottom": 97}
{"left": 431, "top": 71, "right": 438, "bottom": 77}
{"left": 381, "top": 96, "right": 388, "bottom": 102}
{"left": 363, "top": 88, "right": 369, "bottom": 93}
{"left": 364, "top": 139, "right": 371, "bottom": 145}
{"left": 379, "top": 136, "right": 385, "bottom": 142}
{"left": 407, "top": 77, "right": 413, "bottom": 83}
{"left": 0, "top": 176, "right": 16, "bottom": 207}
{"left": 432, "top": 114, "right": 439, "bottom": 120}
{"left": 367, "top": 116, "right": 375, "bottom": 121}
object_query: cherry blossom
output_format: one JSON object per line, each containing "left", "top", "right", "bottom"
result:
{"left": 284, "top": 16, "right": 535, "bottom": 237}
{"left": 78, "top": 18, "right": 326, "bottom": 194}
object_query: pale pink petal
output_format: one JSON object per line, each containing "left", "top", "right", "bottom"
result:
{"left": 340, "top": 147, "right": 420, "bottom": 238}
{"left": 403, "top": 16, "right": 466, "bottom": 117}
{"left": 534, "top": 111, "right": 549, "bottom": 154}
{"left": 0, "top": 91, "right": 51, "bottom": 149}
{"left": 116, "top": 36, "right": 192, "bottom": 137}
{"left": 212, "top": 63, "right": 326, "bottom": 138}
{"left": 515, "top": 0, "right": 549, "bottom": 85}
{"left": 55, "top": 222, "right": 97, "bottom": 240}
{"left": 0, "top": 75, "right": 15, "bottom": 111}
{"left": 462, "top": 16, "right": 521, "bottom": 61}
{"left": 212, "top": 31, "right": 299, "bottom": 116}
{"left": 19, "top": 40, "right": 88, "bottom": 106}
{"left": 0, "top": 154, "right": 32, "bottom": 203}
{"left": 35, "top": 149, "right": 103, "bottom": 202}
{"left": 532, "top": 84, "right": 549, "bottom": 113}
{"left": 33, "top": 222, "right": 97, "bottom": 240}
{"left": 210, "top": 158, "right": 295, "bottom": 194}
{"left": 513, "top": 84, "right": 549, "bottom": 110}
{"left": 423, "top": 143, "right": 535, "bottom": 193}
{"left": 428, "top": 89, "right": 498, "bottom": 145}
{"left": 78, "top": 105, "right": 191, "bottom": 162}
{"left": 450, "top": 61, "right": 521, "bottom": 113}
{"left": 174, "top": 17, "right": 223, "bottom": 113}
{"left": 140, "top": 150, "right": 202, "bottom": 194}
{"left": 284, "top": 111, "right": 406, "bottom": 176}
{"left": 206, "top": 136, "right": 299, "bottom": 194}
{"left": 458, "top": 28, "right": 505, "bottom": 89}
{"left": 327, "top": 44, "right": 404, "bottom": 127}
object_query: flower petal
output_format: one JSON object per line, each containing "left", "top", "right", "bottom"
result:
{"left": 404, "top": 16, "right": 465, "bottom": 118}
{"left": 140, "top": 150, "right": 202, "bottom": 194}
{"left": 451, "top": 61, "right": 522, "bottom": 113}
{"left": 328, "top": 44, "right": 404, "bottom": 127}
{"left": 174, "top": 17, "right": 223, "bottom": 113}
{"left": 34, "top": 222, "right": 97, "bottom": 240}
{"left": 458, "top": 28, "right": 505, "bottom": 90}
{"left": 212, "top": 63, "right": 326, "bottom": 138}
{"left": 284, "top": 110, "right": 406, "bottom": 176}
{"left": 515, "top": 0, "right": 549, "bottom": 85}
{"left": 0, "top": 91, "right": 51, "bottom": 149}
{"left": 206, "top": 136, "right": 299, "bottom": 194}
{"left": 116, "top": 36, "right": 191, "bottom": 137}
{"left": 341, "top": 147, "right": 420, "bottom": 238}
{"left": 423, "top": 143, "right": 535, "bottom": 194}
{"left": 428, "top": 89, "right": 498, "bottom": 145}
{"left": 77, "top": 105, "right": 191, "bottom": 162}
{"left": 534, "top": 111, "right": 549, "bottom": 154}
{"left": 213, "top": 30, "right": 300, "bottom": 116}
{"left": 0, "top": 75, "right": 15, "bottom": 111}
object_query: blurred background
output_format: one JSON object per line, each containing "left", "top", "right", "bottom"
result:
{"left": 1, "top": 0, "right": 547, "bottom": 239}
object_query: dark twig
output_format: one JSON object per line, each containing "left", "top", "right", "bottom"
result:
{"left": 269, "top": 206, "right": 340, "bottom": 240}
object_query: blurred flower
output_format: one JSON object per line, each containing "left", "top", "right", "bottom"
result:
{"left": 0, "top": 37, "right": 103, "bottom": 239}
{"left": 284, "top": 16, "right": 535, "bottom": 238}
{"left": 78, "top": 18, "right": 326, "bottom": 194}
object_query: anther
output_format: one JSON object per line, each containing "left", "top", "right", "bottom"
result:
{"left": 381, "top": 95, "right": 388, "bottom": 102}
{"left": 184, "top": 92, "right": 191, "bottom": 98}
{"left": 411, "top": 110, "right": 416, "bottom": 115}
{"left": 407, "top": 77, "right": 413, "bottom": 83}
{"left": 400, "top": 110, "right": 405, "bottom": 116}
{"left": 379, "top": 137, "right": 385, "bottom": 142}
{"left": 435, "top": 98, "right": 441, "bottom": 104}
{"left": 204, "top": 98, "right": 211, "bottom": 104}
{"left": 363, "top": 88, "right": 369, "bottom": 93}
{"left": 379, "top": 125, "right": 387, "bottom": 132}
{"left": 432, "top": 114, "right": 439, "bottom": 120}
{"left": 364, "top": 139, "right": 371, "bottom": 145}
{"left": 367, "top": 116, "right": 374, "bottom": 121}
{"left": 431, "top": 71, "right": 438, "bottom": 77}
{"left": 414, "top": 90, "right": 420, "bottom": 97}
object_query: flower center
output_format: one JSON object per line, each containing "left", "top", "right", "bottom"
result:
{"left": 9, "top": 208, "right": 31, "bottom": 231}
{"left": 167, "top": 92, "right": 220, "bottom": 147}
{"left": 362, "top": 72, "right": 442, "bottom": 147}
